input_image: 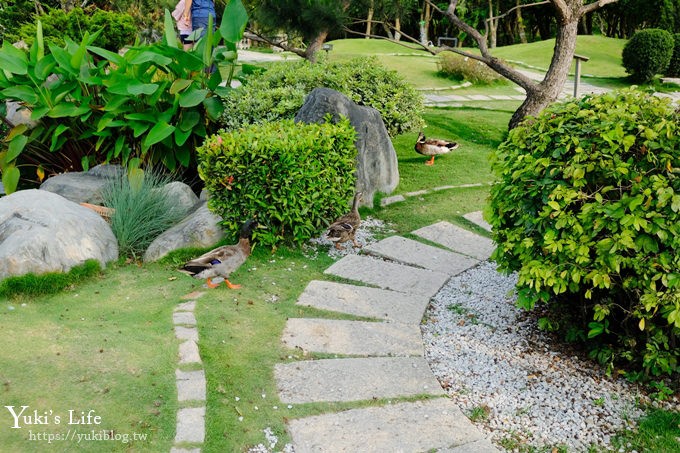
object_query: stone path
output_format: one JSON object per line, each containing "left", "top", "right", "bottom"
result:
{"left": 171, "top": 292, "right": 207, "bottom": 453}
{"left": 276, "top": 213, "right": 501, "bottom": 452}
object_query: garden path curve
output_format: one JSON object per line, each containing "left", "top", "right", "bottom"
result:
{"left": 277, "top": 215, "right": 500, "bottom": 452}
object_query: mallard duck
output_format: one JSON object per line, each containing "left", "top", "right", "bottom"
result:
{"left": 326, "top": 192, "right": 362, "bottom": 250}
{"left": 415, "top": 131, "right": 459, "bottom": 165}
{"left": 181, "top": 219, "right": 258, "bottom": 289}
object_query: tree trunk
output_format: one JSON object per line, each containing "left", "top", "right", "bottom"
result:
{"left": 488, "top": 0, "right": 498, "bottom": 49}
{"left": 421, "top": 0, "right": 431, "bottom": 45}
{"left": 366, "top": 2, "right": 374, "bottom": 39}
{"left": 305, "top": 30, "right": 329, "bottom": 63}
{"left": 394, "top": 17, "right": 402, "bottom": 41}
{"left": 509, "top": 17, "right": 579, "bottom": 128}
{"left": 516, "top": 0, "right": 528, "bottom": 43}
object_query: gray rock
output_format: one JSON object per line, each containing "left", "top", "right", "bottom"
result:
{"left": 0, "top": 182, "right": 4, "bottom": 196}
{"left": 5, "top": 101, "right": 36, "bottom": 128}
{"left": 295, "top": 87, "right": 399, "bottom": 207}
{"left": 143, "top": 203, "right": 225, "bottom": 262}
{"left": 40, "top": 164, "right": 124, "bottom": 204}
{"left": 158, "top": 181, "right": 199, "bottom": 215}
{"left": 0, "top": 190, "right": 118, "bottom": 279}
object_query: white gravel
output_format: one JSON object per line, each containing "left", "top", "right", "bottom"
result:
{"left": 307, "top": 216, "right": 393, "bottom": 259}
{"left": 422, "top": 261, "right": 679, "bottom": 451}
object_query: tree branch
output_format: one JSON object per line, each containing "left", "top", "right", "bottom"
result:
{"left": 485, "top": 0, "right": 550, "bottom": 24}
{"left": 244, "top": 29, "right": 307, "bottom": 59}
{"left": 427, "top": 0, "right": 537, "bottom": 90}
{"left": 581, "top": 0, "right": 620, "bottom": 15}
{"left": 344, "top": 19, "right": 437, "bottom": 55}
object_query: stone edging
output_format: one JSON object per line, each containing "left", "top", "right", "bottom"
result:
{"left": 171, "top": 292, "right": 207, "bottom": 453}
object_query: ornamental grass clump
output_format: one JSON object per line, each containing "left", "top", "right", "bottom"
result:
{"left": 102, "top": 169, "right": 189, "bottom": 259}
{"left": 488, "top": 89, "right": 679, "bottom": 381}
{"left": 197, "top": 118, "right": 356, "bottom": 248}
{"left": 437, "top": 51, "right": 506, "bottom": 85}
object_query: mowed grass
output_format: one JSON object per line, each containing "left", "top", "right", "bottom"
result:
{"left": 0, "top": 263, "right": 193, "bottom": 452}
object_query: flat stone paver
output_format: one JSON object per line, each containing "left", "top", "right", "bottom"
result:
{"left": 175, "top": 300, "right": 196, "bottom": 312}
{"left": 178, "top": 340, "right": 201, "bottom": 364}
{"left": 296, "top": 280, "right": 430, "bottom": 324}
{"left": 175, "top": 406, "right": 205, "bottom": 444}
{"left": 176, "top": 369, "right": 206, "bottom": 401}
{"left": 287, "top": 398, "right": 496, "bottom": 453}
{"left": 463, "top": 211, "right": 492, "bottom": 232}
{"left": 468, "top": 94, "right": 493, "bottom": 101}
{"left": 324, "top": 255, "right": 449, "bottom": 297}
{"left": 365, "top": 236, "right": 478, "bottom": 276}
{"left": 282, "top": 318, "right": 423, "bottom": 356}
{"left": 175, "top": 325, "right": 199, "bottom": 342}
{"left": 275, "top": 357, "right": 444, "bottom": 403}
{"left": 412, "top": 221, "right": 495, "bottom": 260}
{"left": 173, "top": 311, "right": 197, "bottom": 326}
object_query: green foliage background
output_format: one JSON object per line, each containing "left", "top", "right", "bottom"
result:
{"left": 622, "top": 28, "right": 674, "bottom": 83}
{"left": 220, "top": 56, "right": 424, "bottom": 137}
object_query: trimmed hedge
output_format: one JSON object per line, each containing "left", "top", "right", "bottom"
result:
{"left": 219, "top": 57, "right": 424, "bottom": 137}
{"left": 197, "top": 118, "right": 357, "bottom": 247}
{"left": 666, "top": 33, "right": 680, "bottom": 77}
{"left": 488, "top": 89, "right": 680, "bottom": 380}
{"left": 622, "top": 28, "right": 674, "bottom": 83}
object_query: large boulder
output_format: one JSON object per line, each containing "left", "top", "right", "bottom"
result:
{"left": 295, "top": 87, "right": 399, "bottom": 207}
{"left": 157, "top": 181, "right": 200, "bottom": 215}
{"left": 143, "top": 203, "right": 225, "bottom": 262}
{"left": 40, "top": 164, "right": 125, "bottom": 205}
{"left": 0, "top": 190, "right": 118, "bottom": 279}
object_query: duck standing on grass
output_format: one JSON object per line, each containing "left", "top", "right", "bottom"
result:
{"left": 326, "top": 192, "right": 362, "bottom": 250}
{"left": 181, "top": 219, "right": 258, "bottom": 289}
{"left": 415, "top": 131, "right": 459, "bottom": 165}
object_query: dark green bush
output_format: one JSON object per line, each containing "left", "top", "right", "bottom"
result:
{"left": 197, "top": 118, "right": 357, "bottom": 247}
{"left": 15, "top": 7, "right": 137, "bottom": 52}
{"left": 488, "top": 89, "right": 680, "bottom": 380}
{"left": 666, "top": 33, "right": 680, "bottom": 77}
{"left": 622, "top": 28, "right": 674, "bottom": 83}
{"left": 219, "top": 57, "right": 424, "bottom": 137}
{"left": 437, "top": 51, "right": 506, "bottom": 85}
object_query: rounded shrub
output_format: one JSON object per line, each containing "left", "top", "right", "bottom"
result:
{"left": 437, "top": 51, "right": 506, "bottom": 85}
{"left": 197, "top": 118, "right": 357, "bottom": 248}
{"left": 666, "top": 33, "right": 680, "bottom": 77}
{"left": 488, "top": 89, "right": 680, "bottom": 380}
{"left": 622, "top": 28, "right": 674, "bottom": 83}
{"left": 219, "top": 57, "right": 424, "bottom": 137}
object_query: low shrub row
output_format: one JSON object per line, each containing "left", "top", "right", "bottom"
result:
{"left": 437, "top": 51, "right": 506, "bottom": 85}
{"left": 219, "top": 57, "right": 424, "bottom": 137}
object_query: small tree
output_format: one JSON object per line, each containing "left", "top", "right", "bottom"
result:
{"left": 249, "top": 0, "right": 350, "bottom": 63}
{"left": 622, "top": 28, "right": 674, "bottom": 83}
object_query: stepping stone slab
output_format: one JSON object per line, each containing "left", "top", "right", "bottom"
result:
{"left": 179, "top": 340, "right": 201, "bottom": 364}
{"left": 365, "top": 236, "right": 478, "bottom": 276}
{"left": 176, "top": 369, "right": 206, "bottom": 401}
{"left": 463, "top": 211, "right": 492, "bottom": 232}
{"left": 296, "top": 280, "right": 430, "bottom": 324}
{"left": 324, "top": 255, "right": 449, "bottom": 297}
{"left": 287, "top": 398, "right": 493, "bottom": 453}
{"left": 438, "top": 438, "right": 500, "bottom": 452}
{"left": 175, "top": 300, "right": 196, "bottom": 312}
{"left": 173, "top": 311, "right": 197, "bottom": 326}
{"left": 175, "top": 326, "right": 199, "bottom": 342}
{"left": 275, "top": 357, "right": 444, "bottom": 403}
{"left": 412, "top": 221, "right": 495, "bottom": 261}
{"left": 175, "top": 406, "right": 205, "bottom": 444}
{"left": 282, "top": 318, "right": 423, "bottom": 356}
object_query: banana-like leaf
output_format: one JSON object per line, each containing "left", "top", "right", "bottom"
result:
{"left": 2, "top": 86, "right": 39, "bottom": 104}
{"left": 128, "top": 51, "right": 172, "bottom": 66}
{"left": 87, "top": 46, "right": 126, "bottom": 67}
{"left": 164, "top": 9, "right": 178, "bottom": 49}
{"left": 220, "top": 0, "right": 248, "bottom": 44}
{"left": 0, "top": 42, "right": 28, "bottom": 75}
{"left": 170, "top": 79, "right": 193, "bottom": 94}
{"left": 179, "top": 88, "right": 208, "bottom": 108}
{"left": 142, "top": 121, "right": 176, "bottom": 151}
{"left": 7, "top": 135, "right": 28, "bottom": 162}
{"left": 1, "top": 165, "right": 20, "bottom": 194}
{"left": 34, "top": 54, "right": 56, "bottom": 81}
{"left": 203, "top": 96, "right": 224, "bottom": 121}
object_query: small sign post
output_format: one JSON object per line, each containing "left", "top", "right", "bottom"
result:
{"left": 573, "top": 54, "right": 590, "bottom": 97}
